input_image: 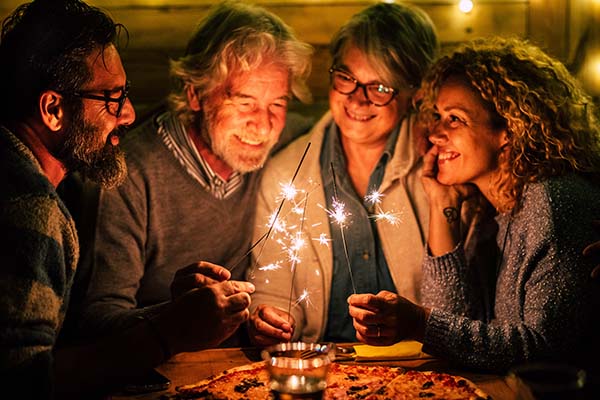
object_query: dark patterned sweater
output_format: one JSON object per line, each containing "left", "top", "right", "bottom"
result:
{"left": 0, "top": 125, "right": 79, "bottom": 396}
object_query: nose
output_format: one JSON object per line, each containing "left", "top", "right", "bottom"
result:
{"left": 249, "top": 107, "right": 272, "bottom": 136}
{"left": 118, "top": 98, "right": 136, "bottom": 126}
{"left": 428, "top": 122, "right": 447, "bottom": 145}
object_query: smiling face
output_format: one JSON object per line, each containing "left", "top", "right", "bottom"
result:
{"left": 428, "top": 75, "right": 507, "bottom": 193}
{"left": 201, "top": 62, "right": 290, "bottom": 173}
{"left": 60, "top": 44, "right": 135, "bottom": 188}
{"left": 329, "top": 45, "right": 412, "bottom": 149}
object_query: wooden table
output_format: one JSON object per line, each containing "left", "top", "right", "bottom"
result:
{"left": 113, "top": 345, "right": 518, "bottom": 399}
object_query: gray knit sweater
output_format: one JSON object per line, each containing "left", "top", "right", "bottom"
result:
{"left": 78, "top": 113, "right": 261, "bottom": 341}
{"left": 421, "top": 175, "right": 600, "bottom": 372}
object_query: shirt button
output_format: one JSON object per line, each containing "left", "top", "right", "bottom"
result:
{"left": 362, "top": 251, "right": 370, "bottom": 260}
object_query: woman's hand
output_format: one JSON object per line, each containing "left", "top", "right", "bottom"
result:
{"left": 348, "top": 291, "right": 430, "bottom": 346}
{"left": 421, "top": 146, "right": 476, "bottom": 256}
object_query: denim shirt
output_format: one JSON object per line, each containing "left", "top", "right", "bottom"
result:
{"left": 321, "top": 122, "right": 399, "bottom": 342}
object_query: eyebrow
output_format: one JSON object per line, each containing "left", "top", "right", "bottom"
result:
{"left": 232, "top": 93, "right": 291, "bottom": 102}
{"left": 335, "top": 65, "right": 385, "bottom": 86}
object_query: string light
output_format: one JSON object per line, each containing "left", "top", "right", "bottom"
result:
{"left": 458, "top": 0, "right": 473, "bottom": 13}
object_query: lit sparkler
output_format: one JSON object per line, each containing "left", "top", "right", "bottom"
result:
{"left": 287, "top": 192, "right": 309, "bottom": 323}
{"left": 364, "top": 189, "right": 402, "bottom": 225}
{"left": 229, "top": 142, "right": 311, "bottom": 273}
{"left": 329, "top": 163, "right": 357, "bottom": 294}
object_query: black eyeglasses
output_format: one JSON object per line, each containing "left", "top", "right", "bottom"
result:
{"left": 329, "top": 67, "right": 397, "bottom": 107}
{"left": 70, "top": 80, "right": 130, "bottom": 117}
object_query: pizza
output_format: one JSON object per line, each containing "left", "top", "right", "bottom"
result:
{"left": 173, "top": 361, "right": 490, "bottom": 399}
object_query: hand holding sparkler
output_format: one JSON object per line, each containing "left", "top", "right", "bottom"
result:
{"left": 248, "top": 304, "right": 295, "bottom": 346}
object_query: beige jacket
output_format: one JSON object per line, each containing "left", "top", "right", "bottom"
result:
{"left": 248, "top": 112, "right": 429, "bottom": 342}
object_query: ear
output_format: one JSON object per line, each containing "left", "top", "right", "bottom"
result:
{"left": 39, "top": 90, "right": 65, "bottom": 132}
{"left": 498, "top": 129, "right": 509, "bottom": 149}
{"left": 186, "top": 85, "right": 201, "bottom": 112}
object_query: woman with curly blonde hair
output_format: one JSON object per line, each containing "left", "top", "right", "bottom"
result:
{"left": 349, "top": 37, "right": 600, "bottom": 372}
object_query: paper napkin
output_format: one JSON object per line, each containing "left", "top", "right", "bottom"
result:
{"left": 353, "top": 340, "right": 432, "bottom": 361}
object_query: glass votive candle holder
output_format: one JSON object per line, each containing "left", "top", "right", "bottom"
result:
{"left": 261, "top": 342, "right": 336, "bottom": 400}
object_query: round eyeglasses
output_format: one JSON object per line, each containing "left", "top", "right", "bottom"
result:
{"left": 70, "top": 80, "right": 130, "bottom": 118}
{"left": 329, "top": 68, "right": 397, "bottom": 107}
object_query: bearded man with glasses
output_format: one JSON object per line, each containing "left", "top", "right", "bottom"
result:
{"left": 0, "top": 1, "right": 265, "bottom": 397}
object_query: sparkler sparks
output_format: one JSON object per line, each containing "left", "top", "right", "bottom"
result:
{"left": 229, "top": 142, "right": 311, "bottom": 273}
{"left": 364, "top": 190, "right": 402, "bottom": 225}
{"left": 329, "top": 163, "right": 357, "bottom": 294}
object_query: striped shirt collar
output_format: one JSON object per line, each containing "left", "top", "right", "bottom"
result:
{"left": 156, "top": 111, "right": 243, "bottom": 199}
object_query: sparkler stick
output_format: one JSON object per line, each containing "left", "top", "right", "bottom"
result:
{"left": 229, "top": 142, "right": 312, "bottom": 273}
{"left": 329, "top": 163, "right": 357, "bottom": 294}
{"left": 287, "top": 192, "right": 309, "bottom": 323}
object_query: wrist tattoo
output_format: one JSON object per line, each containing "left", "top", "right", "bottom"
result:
{"left": 443, "top": 207, "right": 459, "bottom": 224}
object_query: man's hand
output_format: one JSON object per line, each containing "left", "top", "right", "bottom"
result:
{"left": 159, "top": 279, "right": 255, "bottom": 354}
{"left": 348, "top": 291, "right": 429, "bottom": 346}
{"left": 171, "top": 261, "right": 231, "bottom": 299}
{"left": 248, "top": 304, "right": 294, "bottom": 347}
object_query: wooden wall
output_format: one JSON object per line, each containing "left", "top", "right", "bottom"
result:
{"left": 1, "top": 0, "right": 597, "bottom": 115}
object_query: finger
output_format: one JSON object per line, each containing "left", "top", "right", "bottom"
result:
{"left": 421, "top": 146, "right": 439, "bottom": 177}
{"left": 173, "top": 262, "right": 229, "bottom": 282}
{"left": 592, "top": 265, "right": 600, "bottom": 280}
{"left": 347, "top": 293, "right": 380, "bottom": 311}
{"left": 348, "top": 304, "right": 379, "bottom": 325}
{"left": 230, "top": 280, "right": 255, "bottom": 294}
{"left": 251, "top": 314, "right": 293, "bottom": 342}
{"left": 197, "top": 261, "right": 231, "bottom": 281}
{"left": 260, "top": 307, "right": 294, "bottom": 332}
{"left": 582, "top": 241, "right": 600, "bottom": 257}
{"left": 224, "top": 292, "right": 251, "bottom": 313}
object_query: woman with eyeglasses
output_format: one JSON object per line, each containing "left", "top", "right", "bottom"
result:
{"left": 247, "top": 2, "right": 450, "bottom": 345}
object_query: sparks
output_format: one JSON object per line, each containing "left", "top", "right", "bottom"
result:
{"left": 280, "top": 182, "right": 298, "bottom": 201}
{"left": 258, "top": 263, "right": 281, "bottom": 271}
{"left": 313, "top": 232, "right": 331, "bottom": 247}
{"left": 364, "top": 190, "right": 384, "bottom": 205}
{"left": 294, "top": 288, "right": 314, "bottom": 308}
{"left": 371, "top": 210, "right": 401, "bottom": 225}
{"left": 327, "top": 199, "right": 350, "bottom": 227}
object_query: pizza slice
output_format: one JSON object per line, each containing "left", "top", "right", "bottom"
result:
{"left": 176, "top": 361, "right": 269, "bottom": 399}
{"left": 324, "top": 363, "right": 404, "bottom": 399}
{"left": 379, "top": 370, "right": 491, "bottom": 400}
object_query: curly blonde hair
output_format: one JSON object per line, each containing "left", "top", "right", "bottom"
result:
{"left": 419, "top": 37, "right": 600, "bottom": 212}
{"left": 168, "top": 1, "right": 312, "bottom": 128}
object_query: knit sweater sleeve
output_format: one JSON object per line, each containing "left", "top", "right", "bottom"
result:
{"left": 421, "top": 243, "right": 487, "bottom": 319}
{"left": 0, "top": 191, "right": 78, "bottom": 395}
{"left": 421, "top": 178, "right": 600, "bottom": 372}
{"left": 0, "top": 127, "right": 79, "bottom": 396}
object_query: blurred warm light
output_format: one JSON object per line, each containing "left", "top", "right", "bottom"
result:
{"left": 579, "top": 50, "right": 600, "bottom": 97}
{"left": 458, "top": 0, "right": 474, "bottom": 13}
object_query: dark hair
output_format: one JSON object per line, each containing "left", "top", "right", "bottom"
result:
{"left": 329, "top": 2, "right": 439, "bottom": 91}
{"left": 0, "top": 0, "right": 126, "bottom": 122}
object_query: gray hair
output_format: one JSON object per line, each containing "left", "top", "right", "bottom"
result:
{"left": 168, "top": 0, "right": 313, "bottom": 127}
{"left": 330, "top": 1, "right": 439, "bottom": 90}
